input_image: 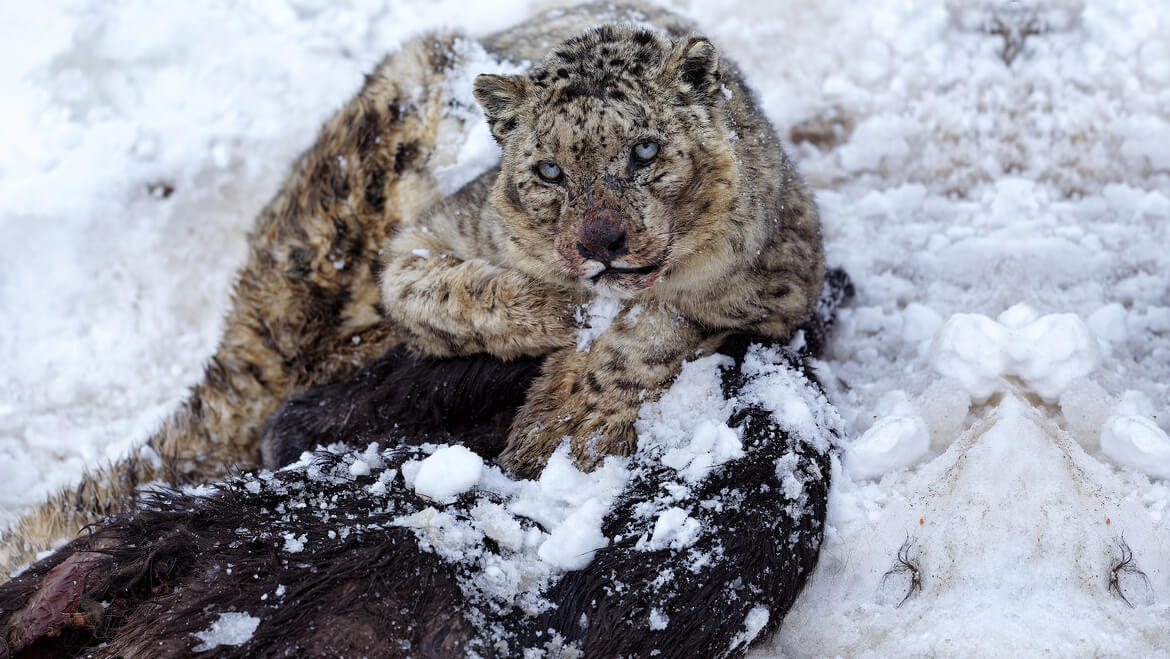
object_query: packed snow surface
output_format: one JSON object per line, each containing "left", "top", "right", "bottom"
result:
{"left": 2, "top": 0, "right": 1169, "bottom": 656}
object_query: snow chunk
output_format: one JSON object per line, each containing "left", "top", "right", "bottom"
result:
{"left": 661, "top": 419, "right": 744, "bottom": 483}
{"left": 649, "top": 608, "right": 670, "bottom": 630}
{"left": 394, "top": 507, "right": 483, "bottom": 562}
{"left": 348, "top": 458, "right": 371, "bottom": 477}
{"left": 1006, "top": 311, "right": 1100, "bottom": 403}
{"left": 930, "top": 306, "right": 1100, "bottom": 404}
{"left": 728, "top": 605, "right": 769, "bottom": 652}
{"left": 930, "top": 313, "right": 1010, "bottom": 403}
{"left": 191, "top": 612, "right": 260, "bottom": 652}
{"left": 513, "top": 446, "right": 629, "bottom": 570}
{"left": 282, "top": 533, "right": 306, "bottom": 553}
{"left": 1101, "top": 415, "right": 1170, "bottom": 480}
{"left": 575, "top": 297, "right": 623, "bottom": 351}
{"left": 471, "top": 501, "right": 525, "bottom": 552}
{"left": 413, "top": 445, "right": 483, "bottom": 503}
{"left": 847, "top": 415, "right": 930, "bottom": 480}
{"left": 537, "top": 497, "right": 610, "bottom": 570}
{"left": 638, "top": 507, "right": 702, "bottom": 551}
{"left": 368, "top": 467, "right": 397, "bottom": 495}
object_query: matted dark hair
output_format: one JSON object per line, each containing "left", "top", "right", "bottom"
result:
{"left": 1, "top": 272, "right": 851, "bottom": 658}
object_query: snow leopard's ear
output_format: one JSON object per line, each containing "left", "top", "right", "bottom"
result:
{"left": 474, "top": 73, "right": 533, "bottom": 144}
{"left": 663, "top": 36, "right": 721, "bottom": 104}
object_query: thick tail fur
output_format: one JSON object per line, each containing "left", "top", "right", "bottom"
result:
{"left": 0, "top": 32, "right": 468, "bottom": 575}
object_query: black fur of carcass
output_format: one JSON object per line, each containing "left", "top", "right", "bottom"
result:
{"left": 0, "top": 272, "right": 851, "bottom": 659}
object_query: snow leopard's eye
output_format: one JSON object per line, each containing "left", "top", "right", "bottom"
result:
{"left": 536, "top": 161, "right": 563, "bottom": 183}
{"left": 632, "top": 140, "right": 659, "bottom": 165}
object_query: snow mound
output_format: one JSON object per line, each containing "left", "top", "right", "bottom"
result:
{"left": 930, "top": 304, "right": 1100, "bottom": 404}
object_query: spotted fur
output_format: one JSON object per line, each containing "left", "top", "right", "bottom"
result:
{"left": 381, "top": 17, "right": 823, "bottom": 477}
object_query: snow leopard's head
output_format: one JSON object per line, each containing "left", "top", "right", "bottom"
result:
{"left": 475, "top": 25, "right": 739, "bottom": 299}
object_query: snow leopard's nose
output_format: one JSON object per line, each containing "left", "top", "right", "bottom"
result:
{"left": 578, "top": 214, "right": 628, "bottom": 263}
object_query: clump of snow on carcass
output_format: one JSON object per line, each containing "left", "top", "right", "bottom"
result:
{"left": 618, "top": 342, "right": 838, "bottom": 591}
{"left": 191, "top": 612, "right": 260, "bottom": 652}
{"left": 384, "top": 344, "right": 832, "bottom": 647}
{"left": 729, "top": 605, "right": 772, "bottom": 654}
{"left": 634, "top": 353, "right": 738, "bottom": 479}
{"left": 412, "top": 444, "right": 483, "bottom": 503}
{"left": 390, "top": 353, "right": 743, "bottom": 586}
{"left": 389, "top": 442, "right": 628, "bottom": 614}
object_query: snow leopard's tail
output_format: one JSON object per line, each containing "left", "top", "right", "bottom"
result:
{"left": 0, "top": 31, "right": 470, "bottom": 576}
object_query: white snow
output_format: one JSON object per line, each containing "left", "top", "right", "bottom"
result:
{"left": 511, "top": 445, "right": 630, "bottom": 570}
{"left": 638, "top": 506, "right": 701, "bottom": 551}
{"left": 347, "top": 458, "right": 371, "bottom": 477}
{"left": 281, "top": 532, "right": 306, "bottom": 554}
{"left": 574, "top": 296, "right": 624, "bottom": 352}
{"left": 374, "top": 345, "right": 830, "bottom": 643}
{"left": 431, "top": 37, "right": 528, "bottom": 195}
{"left": 1101, "top": 414, "right": 1170, "bottom": 480}
{"left": 660, "top": 419, "right": 744, "bottom": 484}
{"left": 191, "top": 612, "right": 260, "bottom": 652}
{"left": 536, "top": 496, "right": 610, "bottom": 570}
{"left": 847, "top": 414, "right": 930, "bottom": 481}
{"left": 4, "top": 0, "right": 1170, "bottom": 656}
{"left": 729, "top": 605, "right": 771, "bottom": 653}
{"left": 412, "top": 444, "right": 483, "bottom": 503}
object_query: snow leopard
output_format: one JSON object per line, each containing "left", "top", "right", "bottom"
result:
{"left": 1, "top": 1, "right": 822, "bottom": 574}
{"left": 373, "top": 22, "right": 822, "bottom": 477}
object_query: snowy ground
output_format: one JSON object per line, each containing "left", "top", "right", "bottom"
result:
{"left": 2, "top": 0, "right": 1169, "bottom": 655}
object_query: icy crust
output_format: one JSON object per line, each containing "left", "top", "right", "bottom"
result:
{"left": 201, "top": 344, "right": 835, "bottom": 655}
